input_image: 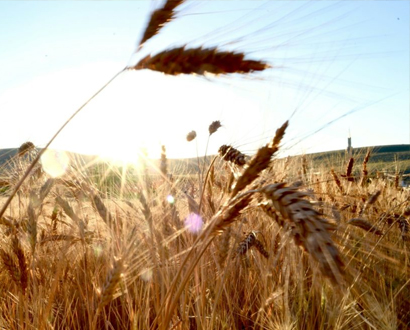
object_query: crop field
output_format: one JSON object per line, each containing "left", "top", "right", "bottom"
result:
{"left": 0, "top": 130, "right": 409, "bottom": 330}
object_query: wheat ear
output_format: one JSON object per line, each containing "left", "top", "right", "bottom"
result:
{"left": 260, "top": 183, "right": 344, "bottom": 284}
{"left": 131, "top": 46, "right": 270, "bottom": 76}
{"left": 217, "top": 227, "right": 232, "bottom": 267}
{"left": 398, "top": 218, "right": 409, "bottom": 241}
{"left": 360, "top": 149, "right": 371, "bottom": 186}
{"left": 358, "top": 190, "right": 381, "bottom": 217}
{"left": 209, "top": 120, "right": 222, "bottom": 135}
{"left": 186, "top": 130, "right": 196, "bottom": 142}
{"left": 138, "top": 0, "right": 184, "bottom": 48}
{"left": 0, "top": 249, "right": 20, "bottom": 286}
{"left": 330, "top": 169, "right": 344, "bottom": 194}
{"left": 230, "top": 121, "right": 288, "bottom": 198}
{"left": 160, "top": 145, "right": 168, "bottom": 177}
{"left": 92, "top": 258, "right": 124, "bottom": 329}
{"left": 344, "top": 157, "right": 354, "bottom": 181}
{"left": 11, "top": 235, "right": 28, "bottom": 294}
{"left": 236, "top": 232, "right": 269, "bottom": 259}
{"left": 159, "top": 121, "right": 286, "bottom": 329}
{"left": 18, "top": 141, "right": 35, "bottom": 157}
{"left": 219, "top": 145, "right": 247, "bottom": 166}
{"left": 347, "top": 218, "right": 384, "bottom": 235}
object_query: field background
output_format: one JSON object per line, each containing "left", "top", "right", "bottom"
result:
{"left": 2, "top": 144, "right": 410, "bottom": 188}
{"left": 0, "top": 141, "right": 409, "bottom": 329}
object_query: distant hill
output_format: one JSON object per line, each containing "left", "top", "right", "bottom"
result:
{"left": 0, "top": 148, "right": 18, "bottom": 165}
{"left": 1, "top": 144, "right": 409, "bottom": 176}
{"left": 310, "top": 144, "right": 410, "bottom": 160}
{"left": 307, "top": 144, "right": 410, "bottom": 174}
{"left": 0, "top": 148, "right": 99, "bottom": 169}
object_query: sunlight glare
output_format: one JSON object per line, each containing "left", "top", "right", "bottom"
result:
{"left": 51, "top": 68, "right": 263, "bottom": 161}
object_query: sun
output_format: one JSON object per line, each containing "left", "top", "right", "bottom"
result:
{"left": 2, "top": 60, "right": 263, "bottom": 163}
{"left": 48, "top": 65, "right": 263, "bottom": 163}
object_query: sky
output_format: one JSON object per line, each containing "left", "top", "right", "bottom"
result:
{"left": 0, "top": 0, "right": 409, "bottom": 163}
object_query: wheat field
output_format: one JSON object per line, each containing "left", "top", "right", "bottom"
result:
{"left": 0, "top": 1, "right": 409, "bottom": 329}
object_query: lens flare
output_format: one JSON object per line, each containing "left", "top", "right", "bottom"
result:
{"left": 41, "top": 149, "right": 70, "bottom": 177}
{"left": 140, "top": 268, "right": 153, "bottom": 282}
{"left": 167, "top": 195, "right": 175, "bottom": 204}
{"left": 184, "top": 213, "right": 203, "bottom": 234}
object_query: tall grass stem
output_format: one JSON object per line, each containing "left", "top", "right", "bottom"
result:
{"left": 0, "top": 69, "right": 126, "bottom": 219}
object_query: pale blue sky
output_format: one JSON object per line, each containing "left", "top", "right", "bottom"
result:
{"left": 0, "top": 1, "right": 408, "bottom": 160}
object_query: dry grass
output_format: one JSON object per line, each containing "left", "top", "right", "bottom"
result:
{"left": 0, "top": 137, "right": 409, "bottom": 329}
{"left": 1, "top": 140, "right": 409, "bottom": 329}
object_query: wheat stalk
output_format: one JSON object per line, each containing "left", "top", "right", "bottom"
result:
{"left": 0, "top": 71, "right": 124, "bottom": 220}
{"left": 40, "top": 234, "right": 80, "bottom": 245}
{"left": 209, "top": 192, "right": 254, "bottom": 235}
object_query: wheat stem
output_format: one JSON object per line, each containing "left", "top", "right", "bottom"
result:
{"left": 198, "top": 155, "right": 218, "bottom": 215}
{"left": 0, "top": 69, "right": 125, "bottom": 220}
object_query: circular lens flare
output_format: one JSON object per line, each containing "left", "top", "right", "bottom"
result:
{"left": 41, "top": 149, "right": 70, "bottom": 178}
{"left": 140, "top": 268, "right": 153, "bottom": 282}
{"left": 184, "top": 213, "right": 204, "bottom": 234}
{"left": 167, "top": 195, "right": 175, "bottom": 204}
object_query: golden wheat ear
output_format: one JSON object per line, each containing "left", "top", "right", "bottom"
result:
{"left": 186, "top": 130, "right": 196, "bottom": 142}
{"left": 138, "top": 0, "right": 184, "bottom": 49}
{"left": 219, "top": 145, "right": 247, "bottom": 166}
{"left": 260, "top": 183, "right": 345, "bottom": 284}
{"left": 130, "top": 46, "right": 270, "bottom": 76}
{"left": 208, "top": 120, "right": 222, "bottom": 135}
{"left": 360, "top": 149, "right": 371, "bottom": 186}
{"left": 160, "top": 145, "right": 168, "bottom": 177}
{"left": 342, "top": 157, "right": 354, "bottom": 182}
{"left": 347, "top": 218, "right": 384, "bottom": 236}
{"left": 18, "top": 141, "right": 35, "bottom": 157}
{"left": 230, "top": 120, "right": 288, "bottom": 197}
